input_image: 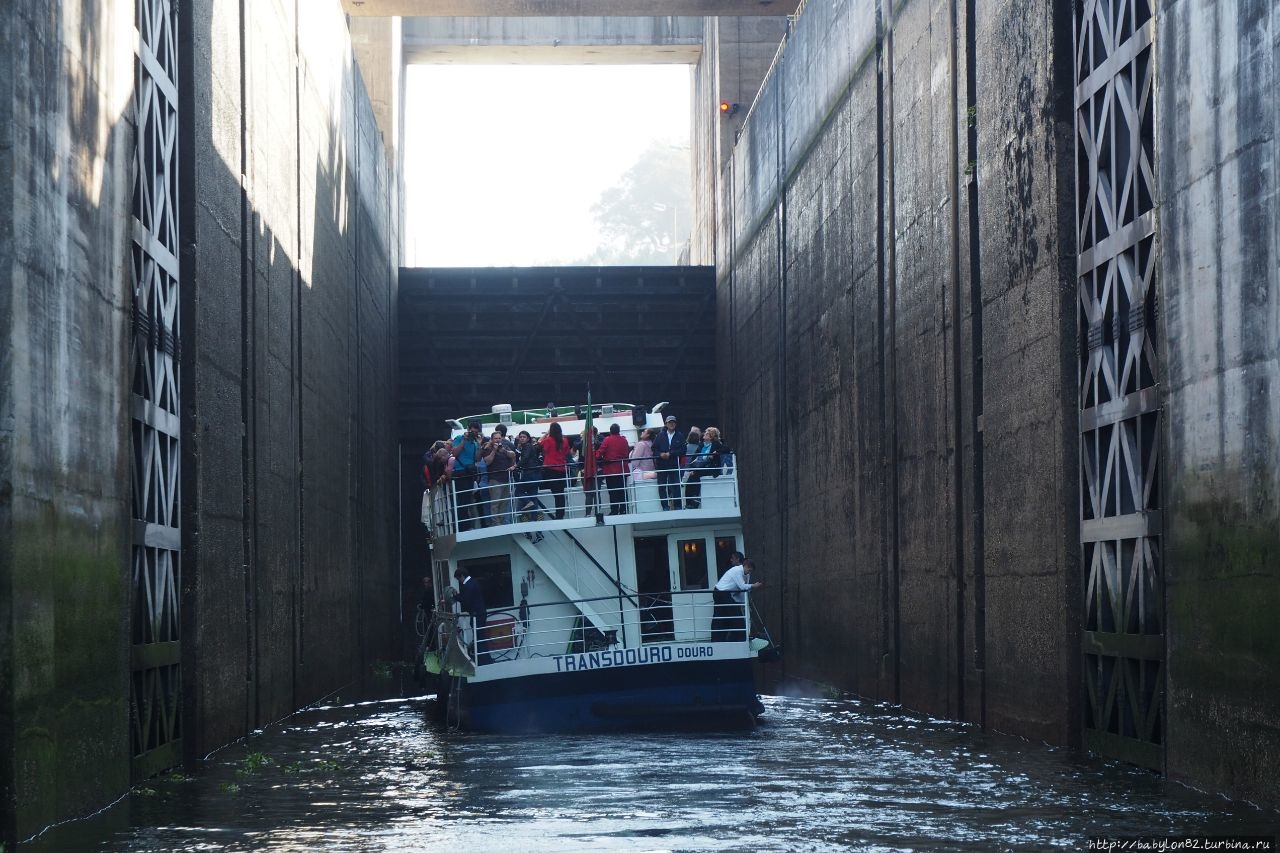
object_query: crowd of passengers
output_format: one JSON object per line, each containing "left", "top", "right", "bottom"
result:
{"left": 421, "top": 414, "right": 730, "bottom": 530}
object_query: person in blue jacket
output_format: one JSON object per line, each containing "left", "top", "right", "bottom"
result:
{"left": 451, "top": 422, "right": 483, "bottom": 529}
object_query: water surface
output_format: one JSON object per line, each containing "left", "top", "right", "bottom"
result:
{"left": 29, "top": 690, "right": 1276, "bottom": 851}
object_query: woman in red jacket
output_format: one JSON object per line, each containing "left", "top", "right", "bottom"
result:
{"left": 539, "top": 422, "right": 571, "bottom": 520}
{"left": 595, "top": 423, "right": 632, "bottom": 516}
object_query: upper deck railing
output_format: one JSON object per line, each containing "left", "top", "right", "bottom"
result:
{"left": 423, "top": 455, "right": 740, "bottom": 542}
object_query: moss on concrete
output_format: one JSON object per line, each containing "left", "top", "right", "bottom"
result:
{"left": 1166, "top": 498, "right": 1280, "bottom": 807}
{"left": 1169, "top": 501, "right": 1280, "bottom": 678}
{"left": 10, "top": 513, "right": 129, "bottom": 840}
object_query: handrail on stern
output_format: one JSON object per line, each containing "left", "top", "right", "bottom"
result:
{"left": 424, "top": 455, "right": 741, "bottom": 541}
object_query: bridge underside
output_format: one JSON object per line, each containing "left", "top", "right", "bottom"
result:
{"left": 345, "top": 0, "right": 796, "bottom": 16}
{"left": 402, "top": 16, "right": 704, "bottom": 64}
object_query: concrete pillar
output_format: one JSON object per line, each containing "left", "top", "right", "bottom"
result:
{"left": 689, "top": 15, "right": 788, "bottom": 264}
{"left": 709, "top": 16, "right": 787, "bottom": 169}
{"left": 349, "top": 15, "right": 404, "bottom": 170}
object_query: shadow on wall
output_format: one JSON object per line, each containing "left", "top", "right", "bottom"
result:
{"left": 178, "top": 0, "right": 398, "bottom": 767}
{"left": 713, "top": 0, "right": 1083, "bottom": 752}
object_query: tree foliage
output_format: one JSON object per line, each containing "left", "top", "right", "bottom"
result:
{"left": 578, "top": 142, "right": 692, "bottom": 265}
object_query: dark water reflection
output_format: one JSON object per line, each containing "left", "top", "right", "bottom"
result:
{"left": 30, "top": 689, "right": 1275, "bottom": 851}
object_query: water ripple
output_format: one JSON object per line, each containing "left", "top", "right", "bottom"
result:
{"left": 28, "top": 692, "right": 1275, "bottom": 852}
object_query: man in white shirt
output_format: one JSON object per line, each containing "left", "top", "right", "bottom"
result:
{"left": 712, "top": 553, "right": 761, "bottom": 641}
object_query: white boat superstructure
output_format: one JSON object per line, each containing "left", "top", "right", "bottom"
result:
{"left": 419, "top": 402, "right": 768, "bottom": 731}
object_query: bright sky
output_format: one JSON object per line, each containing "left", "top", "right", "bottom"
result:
{"left": 404, "top": 64, "right": 691, "bottom": 267}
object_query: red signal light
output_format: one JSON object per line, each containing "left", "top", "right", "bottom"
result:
{"left": 719, "top": 100, "right": 740, "bottom": 118}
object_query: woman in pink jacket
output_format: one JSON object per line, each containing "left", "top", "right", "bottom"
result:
{"left": 629, "top": 428, "right": 657, "bottom": 481}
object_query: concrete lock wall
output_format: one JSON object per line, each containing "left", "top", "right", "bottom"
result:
{"left": 719, "top": 0, "right": 1080, "bottom": 743}
{"left": 181, "top": 0, "right": 400, "bottom": 760}
{"left": 0, "top": 0, "right": 400, "bottom": 841}
{"left": 0, "top": 0, "right": 136, "bottom": 841}
{"left": 718, "top": 0, "right": 1279, "bottom": 806}
{"left": 1158, "top": 0, "right": 1279, "bottom": 807}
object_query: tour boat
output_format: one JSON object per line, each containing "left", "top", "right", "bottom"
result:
{"left": 419, "top": 401, "right": 770, "bottom": 731}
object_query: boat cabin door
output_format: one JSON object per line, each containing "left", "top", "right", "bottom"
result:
{"left": 669, "top": 536, "right": 714, "bottom": 641}
{"left": 633, "top": 536, "right": 673, "bottom": 643}
{"left": 635, "top": 534, "right": 743, "bottom": 643}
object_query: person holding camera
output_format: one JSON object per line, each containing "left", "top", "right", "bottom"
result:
{"left": 481, "top": 429, "right": 516, "bottom": 525}
{"left": 451, "top": 422, "right": 483, "bottom": 529}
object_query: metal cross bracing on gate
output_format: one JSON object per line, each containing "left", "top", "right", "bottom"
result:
{"left": 1073, "top": 0, "right": 1163, "bottom": 771}
{"left": 129, "top": 0, "right": 183, "bottom": 781}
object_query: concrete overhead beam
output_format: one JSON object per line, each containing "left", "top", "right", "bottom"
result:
{"left": 345, "top": 0, "right": 795, "bottom": 16}
{"left": 403, "top": 16, "right": 704, "bottom": 64}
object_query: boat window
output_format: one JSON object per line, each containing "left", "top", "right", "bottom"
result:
{"left": 633, "top": 537, "right": 671, "bottom": 595}
{"left": 714, "top": 536, "right": 740, "bottom": 575}
{"left": 676, "top": 538, "right": 709, "bottom": 590}
{"left": 457, "top": 555, "right": 514, "bottom": 608}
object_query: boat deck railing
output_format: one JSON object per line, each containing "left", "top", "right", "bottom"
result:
{"left": 441, "top": 590, "right": 755, "bottom": 667}
{"left": 424, "top": 456, "right": 740, "bottom": 541}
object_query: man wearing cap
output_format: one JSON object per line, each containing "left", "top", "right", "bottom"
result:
{"left": 652, "top": 414, "right": 687, "bottom": 511}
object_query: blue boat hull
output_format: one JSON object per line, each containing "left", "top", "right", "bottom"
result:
{"left": 437, "top": 658, "right": 761, "bottom": 732}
